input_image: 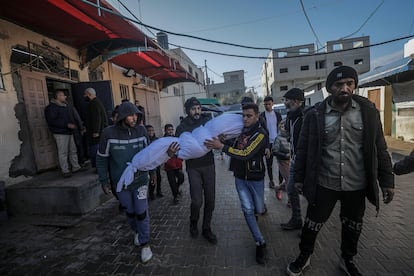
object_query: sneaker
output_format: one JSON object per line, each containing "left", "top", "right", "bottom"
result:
{"left": 190, "top": 222, "right": 199, "bottom": 238}
{"left": 72, "top": 166, "right": 88, "bottom": 173}
{"left": 287, "top": 252, "right": 311, "bottom": 276}
{"left": 141, "top": 246, "right": 153, "bottom": 263}
{"left": 202, "top": 229, "right": 218, "bottom": 244}
{"left": 62, "top": 172, "right": 72, "bottom": 178}
{"left": 255, "top": 242, "right": 267, "bottom": 264}
{"left": 339, "top": 257, "right": 363, "bottom": 276}
{"left": 281, "top": 218, "right": 302, "bottom": 230}
{"left": 275, "top": 189, "right": 283, "bottom": 200}
{"left": 173, "top": 197, "right": 179, "bottom": 205}
{"left": 134, "top": 233, "right": 140, "bottom": 246}
{"left": 261, "top": 204, "right": 268, "bottom": 215}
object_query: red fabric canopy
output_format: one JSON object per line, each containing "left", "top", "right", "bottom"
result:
{"left": 0, "top": 0, "right": 197, "bottom": 87}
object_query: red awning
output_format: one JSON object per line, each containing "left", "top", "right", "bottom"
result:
{"left": 0, "top": 0, "right": 197, "bottom": 88}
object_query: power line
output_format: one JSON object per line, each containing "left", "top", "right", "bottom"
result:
{"left": 169, "top": 34, "right": 414, "bottom": 60}
{"left": 300, "top": 0, "right": 323, "bottom": 49}
{"left": 340, "top": 0, "right": 384, "bottom": 39}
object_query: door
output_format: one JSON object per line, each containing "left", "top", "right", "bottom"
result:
{"left": 71, "top": 81, "right": 114, "bottom": 125}
{"left": 134, "top": 88, "right": 161, "bottom": 135}
{"left": 20, "top": 70, "right": 58, "bottom": 171}
{"left": 368, "top": 89, "right": 381, "bottom": 111}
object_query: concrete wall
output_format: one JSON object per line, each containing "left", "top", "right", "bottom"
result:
{"left": 395, "top": 101, "right": 414, "bottom": 142}
{"left": 0, "top": 19, "right": 89, "bottom": 186}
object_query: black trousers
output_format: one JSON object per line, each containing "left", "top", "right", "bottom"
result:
{"left": 149, "top": 166, "right": 162, "bottom": 196}
{"left": 187, "top": 165, "right": 216, "bottom": 231}
{"left": 166, "top": 169, "right": 184, "bottom": 198}
{"left": 299, "top": 185, "right": 366, "bottom": 259}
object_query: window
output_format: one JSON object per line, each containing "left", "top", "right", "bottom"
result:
{"left": 333, "top": 43, "right": 343, "bottom": 51}
{"left": 316, "top": 60, "right": 326, "bottom": 69}
{"left": 280, "top": 85, "right": 288, "bottom": 91}
{"left": 300, "top": 65, "right": 309, "bottom": 71}
{"left": 299, "top": 48, "right": 309, "bottom": 55}
{"left": 334, "top": 61, "right": 343, "bottom": 67}
{"left": 398, "top": 107, "right": 414, "bottom": 117}
{"left": 278, "top": 51, "right": 287, "bottom": 58}
{"left": 173, "top": 86, "right": 181, "bottom": 96}
{"left": 354, "top": 59, "right": 363, "bottom": 65}
{"left": 195, "top": 72, "right": 199, "bottom": 81}
{"left": 353, "top": 41, "right": 364, "bottom": 48}
{"left": 188, "top": 66, "right": 193, "bottom": 75}
{"left": 280, "top": 68, "right": 288, "bottom": 73}
{"left": 119, "top": 84, "right": 129, "bottom": 100}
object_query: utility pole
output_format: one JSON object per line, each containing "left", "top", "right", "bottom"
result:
{"left": 204, "top": 59, "right": 210, "bottom": 98}
{"left": 264, "top": 61, "right": 269, "bottom": 96}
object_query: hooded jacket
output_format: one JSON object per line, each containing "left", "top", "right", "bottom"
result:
{"left": 96, "top": 102, "right": 149, "bottom": 191}
{"left": 294, "top": 95, "right": 394, "bottom": 212}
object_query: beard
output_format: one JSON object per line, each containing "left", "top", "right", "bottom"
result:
{"left": 332, "top": 93, "right": 352, "bottom": 106}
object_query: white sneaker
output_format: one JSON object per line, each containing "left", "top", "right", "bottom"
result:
{"left": 134, "top": 233, "right": 140, "bottom": 246}
{"left": 141, "top": 246, "right": 153, "bottom": 263}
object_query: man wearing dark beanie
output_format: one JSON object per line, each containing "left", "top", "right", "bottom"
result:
{"left": 176, "top": 97, "right": 218, "bottom": 244}
{"left": 286, "top": 66, "right": 395, "bottom": 276}
{"left": 280, "top": 88, "right": 305, "bottom": 231}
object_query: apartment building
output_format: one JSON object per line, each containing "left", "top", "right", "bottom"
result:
{"left": 262, "top": 36, "right": 370, "bottom": 104}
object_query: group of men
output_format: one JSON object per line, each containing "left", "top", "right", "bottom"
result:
{"left": 44, "top": 87, "right": 107, "bottom": 177}
{"left": 47, "top": 65, "right": 399, "bottom": 275}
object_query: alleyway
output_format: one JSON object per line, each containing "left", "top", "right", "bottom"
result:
{"left": 0, "top": 153, "right": 413, "bottom": 276}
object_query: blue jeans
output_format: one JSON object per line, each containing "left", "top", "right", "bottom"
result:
{"left": 235, "top": 177, "right": 265, "bottom": 244}
{"left": 287, "top": 159, "right": 302, "bottom": 221}
{"left": 117, "top": 185, "right": 150, "bottom": 245}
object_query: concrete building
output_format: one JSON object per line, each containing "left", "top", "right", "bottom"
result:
{"left": 208, "top": 70, "right": 246, "bottom": 105}
{"left": 359, "top": 39, "right": 414, "bottom": 143}
{"left": 262, "top": 36, "right": 370, "bottom": 104}
{"left": 159, "top": 46, "right": 207, "bottom": 130}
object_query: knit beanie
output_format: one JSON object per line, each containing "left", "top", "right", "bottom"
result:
{"left": 283, "top": 88, "right": 304, "bottom": 101}
{"left": 325, "top": 66, "right": 358, "bottom": 93}
{"left": 184, "top": 97, "right": 201, "bottom": 114}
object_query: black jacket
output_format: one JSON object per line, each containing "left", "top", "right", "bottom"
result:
{"left": 224, "top": 122, "right": 268, "bottom": 181}
{"left": 175, "top": 114, "right": 214, "bottom": 168}
{"left": 44, "top": 99, "right": 75, "bottom": 135}
{"left": 393, "top": 149, "right": 414, "bottom": 175}
{"left": 86, "top": 97, "right": 108, "bottom": 145}
{"left": 294, "top": 95, "right": 394, "bottom": 211}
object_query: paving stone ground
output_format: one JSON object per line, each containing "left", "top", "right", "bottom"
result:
{"left": 0, "top": 151, "right": 413, "bottom": 276}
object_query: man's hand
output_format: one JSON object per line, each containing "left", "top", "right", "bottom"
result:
{"left": 92, "top": 132, "right": 100, "bottom": 138}
{"left": 265, "top": 148, "right": 271, "bottom": 159}
{"left": 295, "top": 182, "right": 304, "bottom": 194}
{"left": 218, "top": 134, "right": 227, "bottom": 143}
{"left": 204, "top": 137, "right": 224, "bottom": 150}
{"left": 381, "top": 187, "right": 394, "bottom": 204}
{"left": 167, "top": 142, "right": 180, "bottom": 157}
{"left": 67, "top": 123, "right": 76, "bottom": 129}
{"left": 102, "top": 183, "right": 112, "bottom": 195}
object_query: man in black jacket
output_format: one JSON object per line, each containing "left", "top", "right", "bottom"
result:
{"left": 176, "top": 97, "right": 217, "bottom": 244}
{"left": 84, "top": 88, "right": 108, "bottom": 168}
{"left": 287, "top": 66, "right": 395, "bottom": 276}
{"left": 45, "top": 90, "right": 83, "bottom": 177}
{"left": 205, "top": 103, "right": 269, "bottom": 264}
{"left": 393, "top": 149, "right": 414, "bottom": 175}
{"left": 281, "top": 88, "right": 305, "bottom": 230}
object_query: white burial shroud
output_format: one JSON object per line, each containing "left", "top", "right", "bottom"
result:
{"left": 116, "top": 113, "right": 243, "bottom": 192}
